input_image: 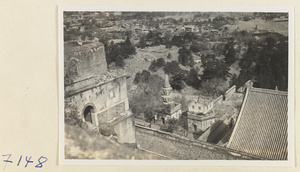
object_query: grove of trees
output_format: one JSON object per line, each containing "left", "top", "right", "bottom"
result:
{"left": 232, "top": 33, "right": 288, "bottom": 91}
{"left": 104, "top": 36, "right": 136, "bottom": 68}
{"left": 149, "top": 58, "right": 166, "bottom": 72}
{"left": 130, "top": 70, "right": 164, "bottom": 122}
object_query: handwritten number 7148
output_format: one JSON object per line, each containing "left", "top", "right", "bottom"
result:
{"left": 2, "top": 154, "right": 48, "bottom": 170}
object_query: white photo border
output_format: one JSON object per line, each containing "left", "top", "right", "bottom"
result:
{"left": 58, "top": 5, "right": 295, "bottom": 166}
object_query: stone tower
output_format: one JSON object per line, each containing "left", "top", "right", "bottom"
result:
{"left": 162, "top": 74, "right": 173, "bottom": 105}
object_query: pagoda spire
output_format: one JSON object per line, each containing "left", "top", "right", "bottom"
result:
{"left": 162, "top": 74, "right": 173, "bottom": 105}
{"left": 164, "top": 74, "right": 171, "bottom": 88}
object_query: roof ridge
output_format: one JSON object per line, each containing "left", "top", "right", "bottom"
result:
{"left": 250, "top": 87, "right": 288, "bottom": 96}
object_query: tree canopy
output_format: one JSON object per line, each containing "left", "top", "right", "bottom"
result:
{"left": 130, "top": 71, "right": 164, "bottom": 122}
{"left": 178, "top": 47, "right": 194, "bottom": 66}
{"left": 233, "top": 34, "right": 288, "bottom": 91}
{"left": 105, "top": 36, "right": 136, "bottom": 68}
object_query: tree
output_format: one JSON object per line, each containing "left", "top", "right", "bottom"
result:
{"left": 133, "top": 70, "right": 151, "bottom": 92}
{"left": 190, "top": 41, "right": 205, "bottom": 53}
{"left": 122, "top": 36, "right": 136, "bottom": 57}
{"left": 178, "top": 47, "right": 193, "bottom": 66}
{"left": 133, "top": 72, "right": 141, "bottom": 85}
{"left": 237, "top": 34, "right": 288, "bottom": 91}
{"left": 167, "top": 52, "right": 172, "bottom": 59}
{"left": 164, "top": 30, "right": 173, "bottom": 46}
{"left": 92, "top": 19, "right": 97, "bottom": 25}
{"left": 230, "top": 73, "right": 239, "bottom": 87}
{"left": 170, "top": 73, "right": 187, "bottom": 90}
{"left": 269, "top": 41, "right": 288, "bottom": 90}
{"left": 81, "top": 33, "right": 87, "bottom": 41}
{"left": 157, "top": 58, "right": 166, "bottom": 67}
{"left": 171, "top": 35, "right": 185, "bottom": 47}
{"left": 184, "top": 32, "right": 196, "bottom": 43}
{"left": 223, "top": 38, "right": 237, "bottom": 65}
{"left": 186, "top": 68, "right": 201, "bottom": 89}
{"left": 149, "top": 60, "right": 158, "bottom": 72}
{"left": 105, "top": 43, "right": 121, "bottom": 64}
{"left": 138, "top": 35, "right": 147, "bottom": 49}
{"left": 200, "top": 78, "right": 225, "bottom": 96}
{"left": 115, "top": 55, "right": 125, "bottom": 68}
{"left": 164, "top": 61, "right": 186, "bottom": 76}
{"left": 130, "top": 73, "right": 164, "bottom": 121}
{"left": 105, "top": 36, "right": 136, "bottom": 67}
{"left": 208, "top": 18, "right": 212, "bottom": 23}
{"left": 164, "top": 29, "right": 172, "bottom": 40}
{"left": 149, "top": 58, "right": 165, "bottom": 72}
{"left": 254, "top": 36, "right": 285, "bottom": 90}
{"left": 201, "top": 54, "right": 231, "bottom": 80}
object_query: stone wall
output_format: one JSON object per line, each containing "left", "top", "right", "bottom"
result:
{"left": 113, "top": 115, "right": 136, "bottom": 144}
{"left": 225, "top": 85, "right": 236, "bottom": 98}
{"left": 213, "top": 95, "right": 223, "bottom": 105}
{"left": 97, "top": 101, "right": 126, "bottom": 123}
{"left": 65, "top": 76, "right": 128, "bottom": 125}
{"left": 64, "top": 42, "right": 107, "bottom": 82}
{"left": 135, "top": 125, "right": 261, "bottom": 160}
{"left": 211, "top": 85, "right": 236, "bottom": 106}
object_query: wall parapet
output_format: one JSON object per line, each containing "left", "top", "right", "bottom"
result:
{"left": 225, "top": 85, "right": 236, "bottom": 96}
{"left": 213, "top": 95, "right": 223, "bottom": 105}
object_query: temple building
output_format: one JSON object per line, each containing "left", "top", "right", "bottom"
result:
{"left": 64, "top": 41, "right": 136, "bottom": 144}
{"left": 187, "top": 96, "right": 214, "bottom": 114}
{"left": 186, "top": 95, "right": 215, "bottom": 132}
{"left": 160, "top": 75, "right": 182, "bottom": 120}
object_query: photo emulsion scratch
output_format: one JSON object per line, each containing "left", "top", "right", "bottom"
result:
{"left": 60, "top": 8, "right": 293, "bottom": 165}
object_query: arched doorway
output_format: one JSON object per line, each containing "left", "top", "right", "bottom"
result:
{"left": 83, "top": 105, "right": 94, "bottom": 123}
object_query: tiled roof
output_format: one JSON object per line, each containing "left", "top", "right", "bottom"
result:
{"left": 227, "top": 87, "right": 288, "bottom": 160}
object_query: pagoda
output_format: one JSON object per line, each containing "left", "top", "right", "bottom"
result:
{"left": 162, "top": 74, "right": 174, "bottom": 105}
{"left": 160, "top": 74, "right": 182, "bottom": 120}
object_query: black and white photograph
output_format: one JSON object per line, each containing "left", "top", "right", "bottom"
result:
{"left": 60, "top": 7, "right": 293, "bottom": 165}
